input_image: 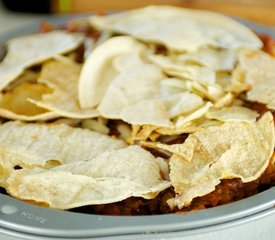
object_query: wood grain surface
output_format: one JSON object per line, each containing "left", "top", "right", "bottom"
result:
{"left": 65, "top": 0, "right": 275, "bottom": 25}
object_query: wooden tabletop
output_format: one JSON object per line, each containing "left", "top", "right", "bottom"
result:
{"left": 63, "top": 0, "right": 275, "bottom": 26}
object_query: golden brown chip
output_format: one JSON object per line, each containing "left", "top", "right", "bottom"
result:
{"left": 29, "top": 61, "right": 99, "bottom": 119}
{"left": 130, "top": 125, "right": 157, "bottom": 142}
{"left": 169, "top": 112, "right": 274, "bottom": 209}
{"left": 0, "top": 31, "right": 84, "bottom": 91}
{"left": 0, "top": 82, "right": 59, "bottom": 121}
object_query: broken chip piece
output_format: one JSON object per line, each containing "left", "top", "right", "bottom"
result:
{"left": 29, "top": 60, "right": 99, "bottom": 119}
{"left": 0, "top": 31, "right": 84, "bottom": 92}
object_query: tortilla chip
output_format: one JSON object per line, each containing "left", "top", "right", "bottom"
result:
{"left": 130, "top": 125, "right": 158, "bottom": 142}
{"left": 90, "top": 6, "right": 262, "bottom": 52}
{"left": 29, "top": 61, "right": 99, "bottom": 119}
{"left": 98, "top": 64, "right": 165, "bottom": 118}
{"left": 175, "top": 102, "right": 213, "bottom": 127}
{"left": 7, "top": 146, "right": 171, "bottom": 209}
{"left": 159, "top": 78, "right": 190, "bottom": 96}
{"left": 156, "top": 118, "right": 222, "bottom": 136}
{"left": 162, "top": 92, "right": 204, "bottom": 118}
{"left": 0, "top": 121, "right": 127, "bottom": 187}
{"left": 177, "top": 48, "right": 238, "bottom": 71}
{"left": 116, "top": 122, "right": 132, "bottom": 141}
{"left": 0, "top": 82, "right": 59, "bottom": 121}
{"left": 113, "top": 52, "right": 145, "bottom": 72}
{"left": 120, "top": 99, "right": 172, "bottom": 127}
{"left": 238, "top": 50, "right": 275, "bottom": 110}
{"left": 188, "top": 81, "right": 225, "bottom": 102}
{"left": 0, "top": 31, "right": 84, "bottom": 91}
{"left": 214, "top": 92, "right": 234, "bottom": 109}
{"left": 206, "top": 106, "right": 259, "bottom": 122}
{"left": 169, "top": 112, "right": 274, "bottom": 209}
{"left": 81, "top": 118, "right": 110, "bottom": 135}
{"left": 141, "top": 141, "right": 191, "bottom": 159}
{"left": 148, "top": 54, "right": 216, "bottom": 85}
{"left": 4, "top": 70, "right": 38, "bottom": 92}
{"left": 78, "top": 36, "right": 146, "bottom": 109}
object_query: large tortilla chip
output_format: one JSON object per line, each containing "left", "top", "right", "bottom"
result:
{"left": 169, "top": 112, "right": 275, "bottom": 209}
{"left": 29, "top": 61, "right": 99, "bottom": 119}
{"left": 0, "top": 81, "right": 59, "bottom": 121}
{"left": 0, "top": 121, "right": 127, "bottom": 187}
{"left": 7, "top": 146, "right": 171, "bottom": 209}
{"left": 98, "top": 64, "right": 165, "bottom": 118}
{"left": 91, "top": 6, "right": 262, "bottom": 52}
{"left": 78, "top": 36, "right": 146, "bottom": 108}
{"left": 238, "top": 50, "right": 275, "bottom": 110}
{"left": 0, "top": 31, "right": 84, "bottom": 91}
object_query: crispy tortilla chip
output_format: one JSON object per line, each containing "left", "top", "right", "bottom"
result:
{"left": 238, "top": 50, "right": 275, "bottom": 110}
{"left": 78, "top": 36, "right": 146, "bottom": 109}
{"left": 156, "top": 119, "right": 222, "bottom": 136}
{"left": 91, "top": 6, "right": 262, "bottom": 52}
{"left": 0, "top": 82, "right": 59, "bottom": 121}
{"left": 214, "top": 92, "right": 234, "bottom": 109}
{"left": 159, "top": 78, "right": 190, "bottom": 96}
{"left": 169, "top": 112, "right": 275, "bottom": 209}
{"left": 113, "top": 52, "right": 145, "bottom": 72}
{"left": 130, "top": 125, "right": 158, "bottom": 142}
{"left": 175, "top": 102, "right": 213, "bottom": 127}
{"left": 29, "top": 61, "right": 99, "bottom": 119}
{"left": 162, "top": 92, "right": 204, "bottom": 118}
{"left": 0, "top": 31, "right": 84, "bottom": 91}
{"left": 206, "top": 106, "right": 259, "bottom": 122}
{"left": 0, "top": 121, "right": 127, "bottom": 187}
{"left": 120, "top": 99, "right": 172, "bottom": 127}
{"left": 177, "top": 48, "right": 238, "bottom": 71}
{"left": 188, "top": 81, "right": 225, "bottom": 102}
{"left": 7, "top": 146, "right": 171, "bottom": 209}
{"left": 98, "top": 64, "right": 165, "bottom": 118}
{"left": 148, "top": 54, "right": 216, "bottom": 85}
